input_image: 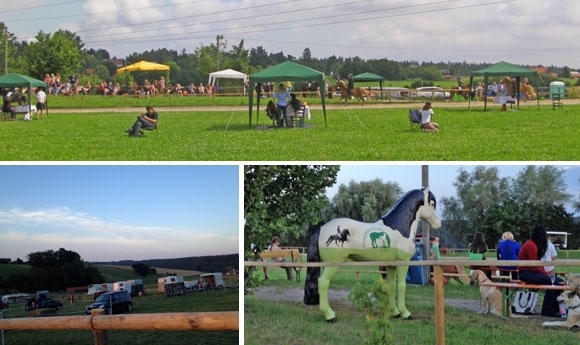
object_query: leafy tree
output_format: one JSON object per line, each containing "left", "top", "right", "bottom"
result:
{"left": 244, "top": 165, "right": 339, "bottom": 249}
{"left": 511, "top": 166, "right": 571, "bottom": 205}
{"left": 441, "top": 166, "right": 511, "bottom": 243}
{"left": 443, "top": 166, "right": 574, "bottom": 247}
{"left": 131, "top": 262, "right": 151, "bottom": 277}
{"left": 324, "top": 178, "right": 403, "bottom": 222}
{"left": 301, "top": 47, "right": 312, "bottom": 61}
{"left": 25, "top": 30, "right": 81, "bottom": 78}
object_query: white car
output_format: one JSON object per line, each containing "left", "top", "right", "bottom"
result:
{"left": 413, "top": 86, "right": 450, "bottom": 99}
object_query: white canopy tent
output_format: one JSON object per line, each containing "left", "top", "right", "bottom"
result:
{"left": 208, "top": 69, "right": 248, "bottom": 86}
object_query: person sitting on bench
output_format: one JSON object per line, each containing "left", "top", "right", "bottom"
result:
{"left": 518, "top": 225, "right": 564, "bottom": 318}
{"left": 264, "top": 236, "right": 294, "bottom": 281}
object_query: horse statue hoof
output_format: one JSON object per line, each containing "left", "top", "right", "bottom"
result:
{"left": 403, "top": 315, "right": 413, "bottom": 320}
{"left": 325, "top": 317, "right": 338, "bottom": 323}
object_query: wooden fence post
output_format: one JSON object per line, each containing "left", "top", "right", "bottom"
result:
{"left": 91, "top": 309, "right": 107, "bottom": 345}
{"left": 434, "top": 265, "right": 445, "bottom": 345}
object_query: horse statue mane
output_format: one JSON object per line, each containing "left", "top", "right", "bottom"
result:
{"left": 380, "top": 188, "right": 437, "bottom": 239}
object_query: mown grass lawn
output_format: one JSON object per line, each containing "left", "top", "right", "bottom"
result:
{"left": 1, "top": 103, "right": 579, "bottom": 161}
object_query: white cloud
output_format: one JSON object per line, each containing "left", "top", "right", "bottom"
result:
{"left": 0, "top": 207, "right": 238, "bottom": 261}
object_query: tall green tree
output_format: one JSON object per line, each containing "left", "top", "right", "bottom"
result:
{"left": 441, "top": 166, "right": 511, "bottom": 243}
{"left": 324, "top": 178, "right": 403, "bottom": 222}
{"left": 25, "top": 30, "right": 81, "bottom": 78}
{"left": 244, "top": 165, "right": 339, "bottom": 249}
{"left": 511, "top": 166, "right": 571, "bottom": 205}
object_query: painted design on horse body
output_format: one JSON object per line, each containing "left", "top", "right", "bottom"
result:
{"left": 304, "top": 188, "right": 441, "bottom": 323}
{"left": 369, "top": 231, "right": 391, "bottom": 248}
{"left": 324, "top": 226, "right": 351, "bottom": 247}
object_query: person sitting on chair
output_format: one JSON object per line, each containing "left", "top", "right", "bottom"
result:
{"left": 420, "top": 102, "right": 439, "bottom": 132}
{"left": 126, "top": 105, "right": 158, "bottom": 137}
{"left": 289, "top": 93, "right": 304, "bottom": 112}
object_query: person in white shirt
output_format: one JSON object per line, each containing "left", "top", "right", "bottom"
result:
{"left": 36, "top": 87, "right": 47, "bottom": 118}
{"left": 541, "top": 240, "right": 557, "bottom": 273}
{"left": 420, "top": 102, "right": 439, "bottom": 132}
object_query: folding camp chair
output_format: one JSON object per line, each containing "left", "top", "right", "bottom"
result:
{"left": 265, "top": 100, "right": 279, "bottom": 126}
{"left": 408, "top": 109, "right": 422, "bottom": 130}
{"left": 288, "top": 106, "right": 306, "bottom": 127}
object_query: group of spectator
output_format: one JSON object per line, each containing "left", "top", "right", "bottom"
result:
{"left": 467, "top": 225, "right": 564, "bottom": 318}
{"left": 43, "top": 73, "right": 79, "bottom": 96}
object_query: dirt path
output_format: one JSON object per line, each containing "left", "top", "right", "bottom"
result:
{"left": 48, "top": 98, "right": 580, "bottom": 113}
{"left": 249, "top": 285, "right": 481, "bottom": 313}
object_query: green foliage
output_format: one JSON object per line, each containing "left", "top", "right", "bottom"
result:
{"left": 325, "top": 179, "right": 403, "bottom": 222}
{"left": 25, "top": 31, "right": 81, "bottom": 77}
{"left": 244, "top": 165, "right": 340, "bottom": 248}
{"left": 131, "top": 262, "right": 151, "bottom": 277}
{"left": 348, "top": 279, "right": 394, "bottom": 345}
{"left": 442, "top": 166, "right": 577, "bottom": 246}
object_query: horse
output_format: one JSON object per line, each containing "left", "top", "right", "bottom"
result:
{"left": 3, "top": 89, "right": 27, "bottom": 105}
{"left": 303, "top": 188, "right": 441, "bottom": 322}
{"left": 301, "top": 82, "right": 320, "bottom": 98}
{"left": 336, "top": 80, "right": 371, "bottom": 105}
{"left": 324, "top": 227, "right": 351, "bottom": 247}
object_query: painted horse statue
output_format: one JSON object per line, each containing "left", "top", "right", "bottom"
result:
{"left": 336, "top": 80, "right": 371, "bottom": 105}
{"left": 304, "top": 188, "right": 441, "bottom": 322}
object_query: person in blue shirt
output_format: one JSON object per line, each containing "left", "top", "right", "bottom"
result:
{"left": 496, "top": 231, "right": 520, "bottom": 279}
{"left": 273, "top": 83, "right": 291, "bottom": 128}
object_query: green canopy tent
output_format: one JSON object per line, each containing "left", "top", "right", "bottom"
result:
{"left": 353, "top": 72, "right": 385, "bottom": 100}
{"left": 0, "top": 73, "right": 48, "bottom": 116}
{"left": 248, "top": 61, "right": 327, "bottom": 128}
{"left": 469, "top": 61, "right": 539, "bottom": 111}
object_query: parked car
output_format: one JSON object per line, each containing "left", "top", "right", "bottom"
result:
{"left": 26, "top": 297, "right": 63, "bottom": 311}
{"left": 412, "top": 86, "right": 451, "bottom": 99}
{"left": 85, "top": 291, "right": 132, "bottom": 315}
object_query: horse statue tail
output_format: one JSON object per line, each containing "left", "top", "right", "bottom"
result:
{"left": 303, "top": 227, "right": 321, "bottom": 305}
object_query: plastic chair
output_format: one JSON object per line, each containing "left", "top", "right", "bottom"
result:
{"left": 408, "top": 109, "right": 422, "bottom": 130}
{"left": 552, "top": 93, "right": 563, "bottom": 110}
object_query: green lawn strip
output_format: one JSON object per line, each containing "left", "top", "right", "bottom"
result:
{"left": 1, "top": 105, "right": 579, "bottom": 160}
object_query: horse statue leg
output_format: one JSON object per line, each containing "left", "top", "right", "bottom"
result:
{"left": 393, "top": 265, "right": 412, "bottom": 319}
{"left": 318, "top": 266, "right": 340, "bottom": 322}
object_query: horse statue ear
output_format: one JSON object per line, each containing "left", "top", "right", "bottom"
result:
{"left": 423, "top": 187, "right": 430, "bottom": 205}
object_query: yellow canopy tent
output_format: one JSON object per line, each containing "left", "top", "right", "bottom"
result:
{"left": 116, "top": 60, "right": 170, "bottom": 74}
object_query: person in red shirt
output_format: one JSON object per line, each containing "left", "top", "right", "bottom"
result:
{"left": 518, "top": 225, "right": 563, "bottom": 317}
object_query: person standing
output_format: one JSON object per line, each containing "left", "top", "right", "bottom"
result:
{"left": 496, "top": 231, "right": 520, "bottom": 279}
{"left": 518, "top": 225, "right": 564, "bottom": 317}
{"left": 430, "top": 236, "right": 441, "bottom": 261}
{"left": 36, "top": 87, "right": 47, "bottom": 119}
{"left": 273, "top": 83, "right": 291, "bottom": 128}
{"left": 126, "top": 105, "right": 158, "bottom": 137}
{"left": 347, "top": 73, "right": 354, "bottom": 98}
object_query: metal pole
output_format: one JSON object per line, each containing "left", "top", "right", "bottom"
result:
{"left": 421, "top": 165, "right": 431, "bottom": 281}
{"left": 3, "top": 26, "right": 7, "bottom": 75}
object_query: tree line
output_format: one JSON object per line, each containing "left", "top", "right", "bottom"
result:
{"left": 244, "top": 165, "right": 580, "bottom": 255}
{"left": 1, "top": 23, "right": 575, "bottom": 92}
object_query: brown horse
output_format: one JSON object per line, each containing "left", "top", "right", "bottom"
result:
{"left": 336, "top": 80, "right": 371, "bottom": 105}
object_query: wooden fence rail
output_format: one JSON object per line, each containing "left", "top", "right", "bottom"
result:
{"left": 245, "top": 259, "right": 580, "bottom": 345}
{"left": 0, "top": 310, "right": 238, "bottom": 345}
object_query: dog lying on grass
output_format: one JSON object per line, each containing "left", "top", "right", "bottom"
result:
{"left": 469, "top": 269, "right": 504, "bottom": 317}
{"left": 543, "top": 287, "right": 580, "bottom": 329}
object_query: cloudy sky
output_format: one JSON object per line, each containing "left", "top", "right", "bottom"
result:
{"left": 327, "top": 163, "right": 580, "bottom": 215}
{"left": 0, "top": 165, "right": 239, "bottom": 262}
{"left": 3, "top": 0, "right": 580, "bottom": 68}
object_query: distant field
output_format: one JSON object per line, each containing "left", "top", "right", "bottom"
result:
{"left": 0, "top": 263, "right": 30, "bottom": 279}
{"left": 100, "top": 264, "right": 203, "bottom": 279}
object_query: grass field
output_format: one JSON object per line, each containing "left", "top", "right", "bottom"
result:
{"left": 1, "top": 287, "right": 239, "bottom": 345}
{"left": 245, "top": 266, "right": 580, "bottom": 345}
{"left": 2, "top": 101, "right": 580, "bottom": 160}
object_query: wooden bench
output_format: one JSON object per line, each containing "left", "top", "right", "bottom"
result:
{"left": 479, "top": 280, "right": 572, "bottom": 319}
{"left": 259, "top": 249, "right": 302, "bottom": 282}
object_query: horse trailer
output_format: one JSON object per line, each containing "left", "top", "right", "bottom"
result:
{"left": 547, "top": 231, "right": 571, "bottom": 249}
